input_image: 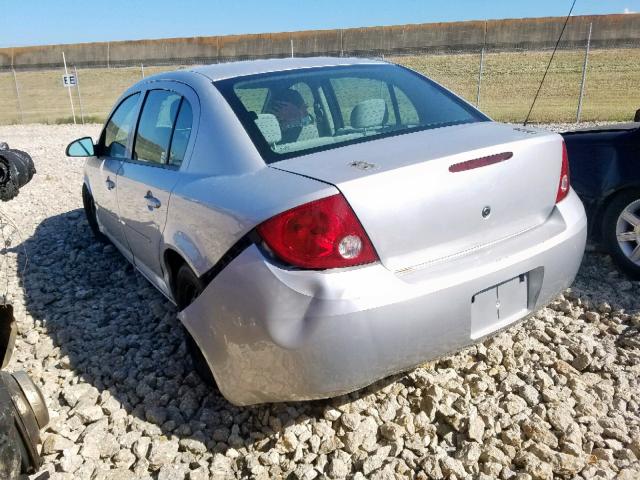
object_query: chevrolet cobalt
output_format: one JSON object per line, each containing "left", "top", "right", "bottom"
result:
{"left": 66, "top": 58, "right": 587, "bottom": 405}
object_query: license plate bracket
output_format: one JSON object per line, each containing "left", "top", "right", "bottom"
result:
{"left": 471, "top": 274, "right": 528, "bottom": 339}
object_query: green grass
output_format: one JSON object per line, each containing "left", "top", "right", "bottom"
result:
{"left": 392, "top": 48, "right": 640, "bottom": 123}
{"left": 1, "top": 48, "right": 639, "bottom": 125}
{"left": 0, "top": 65, "right": 178, "bottom": 125}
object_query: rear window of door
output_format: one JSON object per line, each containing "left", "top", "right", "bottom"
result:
{"left": 169, "top": 100, "right": 193, "bottom": 167}
{"left": 103, "top": 93, "right": 140, "bottom": 158}
{"left": 133, "top": 91, "right": 182, "bottom": 164}
{"left": 131, "top": 89, "right": 193, "bottom": 167}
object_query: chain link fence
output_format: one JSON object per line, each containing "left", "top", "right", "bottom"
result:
{"left": 1, "top": 43, "right": 639, "bottom": 126}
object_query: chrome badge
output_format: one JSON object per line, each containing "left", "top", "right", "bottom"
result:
{"left": 349, "top": 161, "right": 378, "bottom": 171}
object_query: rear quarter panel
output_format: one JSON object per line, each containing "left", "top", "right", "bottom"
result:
{"left": 162, "top": 168, "right": 337, "bottom": 278}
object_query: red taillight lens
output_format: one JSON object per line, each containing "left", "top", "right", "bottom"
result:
{"left": 256, "top": 194, "right": 379, "bottom": 269}
{"left": 556, "top": 140, "right": 570, "bottom": 203}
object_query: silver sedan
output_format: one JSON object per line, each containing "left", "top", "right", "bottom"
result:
{"left": 66, "top": 57, "right": 587, "bottom": 406}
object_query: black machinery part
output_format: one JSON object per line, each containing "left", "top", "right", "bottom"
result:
{"left": 0, "top": 143, "right": 36, "bottom": 202}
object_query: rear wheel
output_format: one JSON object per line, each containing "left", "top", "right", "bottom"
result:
{"left": 174, "top": 264, "right": 216, "bottom": 385}
{"left": 82, "top": 184, "right": 108, "bottom": 244}
{"left": 602, "top": 189, "right": 640, "bottom": 279}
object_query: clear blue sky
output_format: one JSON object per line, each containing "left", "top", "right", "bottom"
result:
{"left": 1, "top": 0, "right": 639, "bottom": 48}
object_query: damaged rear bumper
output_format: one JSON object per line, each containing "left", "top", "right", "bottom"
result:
{"left": 179, "top": 190, "right": 587, "bottom": 406}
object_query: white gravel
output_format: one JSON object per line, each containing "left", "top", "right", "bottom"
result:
{"left": 0, "top": 123, "right": 638, "bottom": 480}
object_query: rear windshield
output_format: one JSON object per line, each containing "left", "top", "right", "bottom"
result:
{"left": 216, "top": 64, "right": 488, "bottom": 163}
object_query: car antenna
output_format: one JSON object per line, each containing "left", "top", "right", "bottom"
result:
{"left": 523, "top": 0, "right": 577, "bottom": 126}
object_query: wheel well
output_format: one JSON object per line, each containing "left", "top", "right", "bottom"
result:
{"left": 82, "top": 179, "right": 93, "bottom": 196}
{"left": 164, "top": 249, "right": 188, "bottom": 298}
{"left": 164, "top": 236, "right": 254, "bottom": 300}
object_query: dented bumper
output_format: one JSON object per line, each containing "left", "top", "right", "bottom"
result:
{"left": 179, "top": 190, "right": 587, "bottom": 406}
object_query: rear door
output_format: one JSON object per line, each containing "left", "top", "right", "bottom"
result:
{"left": 116, "top": 83, "right": 197, "bottom": 288}
{"left": 88, "top": 92, "right": 142, "bottom": 258}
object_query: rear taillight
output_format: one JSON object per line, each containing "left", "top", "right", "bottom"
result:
{"left": 556, "top": 140, "right": 570, "bottom": 203}
{"left": 256, "top": 194, "right": 379, "bottom": 269}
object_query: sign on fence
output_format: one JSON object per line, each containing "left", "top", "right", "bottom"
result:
{"left": 62, "top": 74, "right": 77, "bottom": 88}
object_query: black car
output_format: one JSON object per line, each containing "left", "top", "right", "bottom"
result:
{"left": 561, "top": 120, "right": 640, "bottom": 279}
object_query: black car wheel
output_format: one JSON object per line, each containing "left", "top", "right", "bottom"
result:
{"left": 602, "top": 189, "right": 640, "bottom": 279}
{"left": 175, "top": 264, "right": 216, "bottom": 386}
{"left": 82, "top": 184, "right": 108, "bottom": 244}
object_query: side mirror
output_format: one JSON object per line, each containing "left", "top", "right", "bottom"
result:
{"left": 66, "top": 137, "right": 95, "bottom": 157}
{"left": 635, "top": 109, "right": 640, "bottom": 122}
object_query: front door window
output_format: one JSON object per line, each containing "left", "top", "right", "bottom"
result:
{"left": 102, "top": 93, "right": 140, "bottom": 158}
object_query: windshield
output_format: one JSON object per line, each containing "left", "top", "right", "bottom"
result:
{"left": 216, "top": 64, "right": 489, "bottom": 163}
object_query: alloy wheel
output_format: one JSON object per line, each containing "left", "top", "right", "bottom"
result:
{"left": 615, "top": 198, "right": 640, "bottom": 266}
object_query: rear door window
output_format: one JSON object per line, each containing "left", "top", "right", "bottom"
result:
{"left": 133, "top": 90, "right": 182, "bottom": 165}
{"left": 169, "top": 99, "right": 193, "bottom": 167}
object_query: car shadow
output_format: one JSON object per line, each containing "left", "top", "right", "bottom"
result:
{"left": 12, "top": 209, "right": 401, "bottom": 460}
{"left": 16, "top": 210, "right": 638, "bottom": 475}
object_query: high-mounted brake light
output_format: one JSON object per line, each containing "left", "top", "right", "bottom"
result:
{"left": 556, "top": 141, "right": 570, "bottom": 203}
{"left": 256, "top": 194, "right": 379, "bottom": 269}
{"left": 449, "top": 152, "right": 513, "bottom": 173}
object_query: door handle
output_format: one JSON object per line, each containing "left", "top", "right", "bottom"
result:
{"left": 105, "top": 177, "right": 115, "bottom": 190}
{"left": 144, "top": 191, "right": 161, "bottom": 210}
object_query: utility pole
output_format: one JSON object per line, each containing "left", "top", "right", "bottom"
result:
{"left": 476, "top": 21, "right": 487, "bottom": 107}
{"left": 62, "top": 52, "right": 76, "bottom": 125}
{"left": 576, "top": 22, "right": 592, "bottom": 123}
{"left": 476, "top": 47, "right": 485, "bottom": 107}
{"left": 11, "top": 69, "right": 23, "bottom": 124}
{"left": 73, "top": 65, "right": 85, "bottom": 124}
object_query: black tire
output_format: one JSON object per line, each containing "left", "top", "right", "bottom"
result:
{"left": 82, "top": 184, "right": 109, "bottom": 244}
{"left": 602, "top": 189, "right": 640, "bottom": 279}
{"left": 174, "top": 264, "right": 216, "bottom": 386}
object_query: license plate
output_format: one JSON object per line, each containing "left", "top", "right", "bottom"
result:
{"left": 471, "top": 274, "right": 528, "bottom": 339}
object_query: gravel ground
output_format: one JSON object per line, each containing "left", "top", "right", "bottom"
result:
{"left": 0, "top": 123, "right": 638, "bottom": 480}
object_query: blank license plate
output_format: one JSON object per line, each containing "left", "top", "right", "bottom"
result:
{"left": 471, "top": 274, "right": 528, "bottom": 339}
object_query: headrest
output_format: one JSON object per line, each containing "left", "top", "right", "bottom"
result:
{"left": 268, "top": 88, "right": 306, "bottom": 109}
{"left": 255, "top": 113, "right": 282, "bottom": 145}
{"left": 351, "top": 98, "right": 388, "bottom": 129}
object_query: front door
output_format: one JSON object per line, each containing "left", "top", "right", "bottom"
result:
{"left": 116, "top": 87, "right": 195, "bottom": 289}
{"left": 88, "top": 92, "right": 141, "bottom": 258}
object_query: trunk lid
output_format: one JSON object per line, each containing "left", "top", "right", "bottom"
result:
{"left": 272, "top": 122, "right": 564, "bottom": 272}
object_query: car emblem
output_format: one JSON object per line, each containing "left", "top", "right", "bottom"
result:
{"left": 512, "top": 127, "right": 538, "bottom": 135}
{"left": 349, "top": 161, "right": 377, "bottom": 171}
{"left": 482, "top": 206, "right": 491, "bottom": 218}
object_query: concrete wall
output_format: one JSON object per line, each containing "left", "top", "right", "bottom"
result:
{"left": 1, "top": 13, "right": 639, "bottom": 70}
{"left": 485, "top": 14, "right": 640, "bottom": 50}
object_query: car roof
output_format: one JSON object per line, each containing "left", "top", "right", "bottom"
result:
{"left": 188, "top": 56, "right": 388, "bottom": 81}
